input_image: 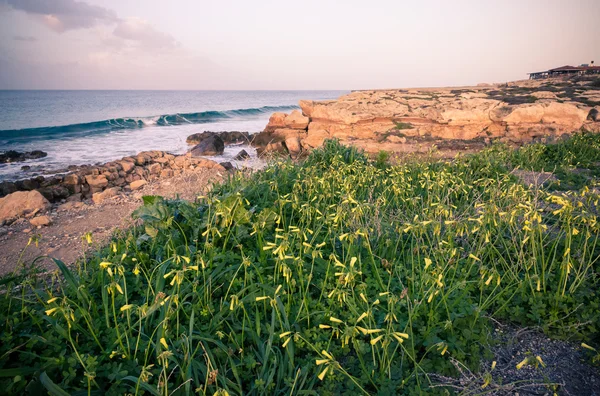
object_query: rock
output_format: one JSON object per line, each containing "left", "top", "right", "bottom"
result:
{"left": 63, "top": 173, "right": 80, "bottom": 185}
{"left": 190, "top": 135, "right": 225, "bottom": 156}
{"left": 0, "top": 150, "right": 47, "bottom": 164}
{"left": 117, "top": 160, "right": 135, "bottom": 173}
{"left": 186, "top": 131, "right": 250, "bottom": 145}
{"left": 30, "top": 215, "right": 52, "bottom": 227}
{"left": 58, "top": 201, "right": 83, "bottom": 211}
{"left": 92, "top": 187, "right": 120, "bottom": 204}
{"left": 21, "top": 165, "right": 31, "bottom": 171}
{"left": 234, "top": 150, "right": 250, "bottom": 160}
{"left": 264, "top": 80, "right": 599, "bottom": 153}
{"left": 0, "top": 190, "right": 51, "bottom": 223}
{"left": 284, "top": 136, "right": 302, "bottom": 158}
{"left": 257, "top": 141, "right": 287, "bottom": 157}
{"left": 147, "top": 163, "right": 162, "bottom": 174}
{"left": 0, "top": 182, "right": 18, "bottom": 197}
{"left": 130, "top": 180, "right": 147, "bottom": 190}
{"left": 160, "top": 169, "right": 174, "bottom": 178}
{"left": 264, "top": 110, "right": 309, "bottom": 131}
{"left": 85, "top": 174, "right": 109, "bottom": 189}
{"left": 220, "top": 161, "right": 234, "bottom": 171}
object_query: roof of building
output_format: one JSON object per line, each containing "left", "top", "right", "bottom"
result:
{"left": 528, "top": 65, "right": 600, "bottom": 75}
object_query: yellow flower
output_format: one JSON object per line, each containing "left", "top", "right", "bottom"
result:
{"left": 330, "top": 317, "right": 343, "bottom": 324}
{"left": 160, "top": 337, "right": 169, "bottom": 349}
{"left": 516, "top": 357, "right": 528, "bottom": 370}
{"left": 424, "top": 258, "right": 432, "bottom": 269}
{"left": 317, "top": 366, "right": 329, "bottom": 381}
{"left": 370, "top": 335, "right": 384, "bottom": 345}
{"left": 45, "top": 307, "right": 59, "bottom": 316}
{"left": 120, "top": 304, "right": 134, "bottom": 312}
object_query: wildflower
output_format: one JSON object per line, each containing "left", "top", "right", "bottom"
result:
{"left": 516, "top": 357, "right": 528, "bottom": 370}
{"left": 317, "top": 366, "right": 329, "bottom": 380}
{"left": 582, "top": 343, "right": 597, "bottom": 351}
{"left": 536, "top": 356, "right": 546, "bottom": 367}
{"left": 45, "top": 307, "right": 59, "bottom": 316}
{"left": 120, "top": 304, "right": 134, "bottom": 312}
{"left": 370, "top": 335, "right": 384, "bottom": 345}
{"left": 330, "top": 317, "right": 343, "bottom": 324}
{"left": 424, "top": 258, "right": 432, "bottom": 269}
{"left": 160, "top": 337, "right": 169, "bottom": 349}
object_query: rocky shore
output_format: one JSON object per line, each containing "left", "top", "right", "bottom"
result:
{"left": 253, "top": 76, "right": 600, "bottom": 157}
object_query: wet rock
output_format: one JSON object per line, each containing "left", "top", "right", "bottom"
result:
{"left": 219, "top": 162, "right": 234, "bottom": 171}
{"left": 0, "top": 150, "right": 47, "bottom": 164}
{"left": 186, "top": 131, "right": 250, "bottom": 145}
{"left": 0, "top": 190, "right": 51, "bottom": 223}
{"left": 0, "top": 182, "right": 18, "bottom": 197}
{"left": 190, "top": 135, "right": 225, "bottom": 156}
{"left": 234, "top": 149, "right": 250, "bottom": 160}
{"left": 21, "top": 165, "right": 31, "bottom": 171}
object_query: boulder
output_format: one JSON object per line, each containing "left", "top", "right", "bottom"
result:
{"left": 284, "top": 136, "right": 302, "bottom": 158}
{"left": 234, "top": 150, "right": 250, "bottom": 160}
{"left": 0, "top": 150, "right": 47, "bottom": 164}
{"left": 92, "top": 187, "right": 120, "bottom": 204}
{"left": 588, "top": 108, "right": 599, "bottom": 122}
{"left": 257, "top": 141, "right": 287, "bottom": 157}
{"left": 190, "top": 135, "right": 225, "bottom": 156}
{"left": 220, "top": 161, "right": 234, "bottom": 171}
{"left": 30, "top": 215, "right": 52, "bottom": 227}
{"left": 0, "top": 190, "right": 51, "bottom": 224}
{"left": 186, "top": 131, "right": 250, "bottom": 145}
{"left": 85, "top": 174, "right": 109, "bottom": 189}
{"left": 285, "top": 110, "right": 310, "bottom": 129}
{"left": 116, "top": 160, "right": 135, "bottom": 173}
{"left": 130, "top": 180, "right": 147, "bottom": 191}
{"left": 264, "top": 110, "right": 309, "bottom": 131}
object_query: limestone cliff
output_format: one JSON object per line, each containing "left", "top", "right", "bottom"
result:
{"left": 257, "top": 76, "right": 600, "bottom": 156}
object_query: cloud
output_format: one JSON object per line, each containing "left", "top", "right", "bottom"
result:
{"left": 13, "top": 35, "right": 36, "bottom": 42}
{"left": 113, "top": 18, "right": 178, "bottom": 49}
{"left": 3, "top": 0, "right": 118, "bottom": 32}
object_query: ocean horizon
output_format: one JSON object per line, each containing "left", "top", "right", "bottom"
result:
{"left": 0, "top": 90, "right": 346, "bottom": 180}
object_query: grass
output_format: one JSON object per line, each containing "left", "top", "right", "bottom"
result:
{"left": 1, "top": 136, "right": 600, "bottom": 395}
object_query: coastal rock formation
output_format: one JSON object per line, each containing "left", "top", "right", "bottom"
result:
{"left": 258, "top": 76, "right": 600, "bottom": 155}
{"left": 0, "top": 151, "right": 226, "bottom": 203}
{"left": 0, "top": 190, "right": 51, "bottom": 224}
{"left": 190, "top": 135, "right": 225, "bottom": 156}
{"left": 0, "top": 150, "right": 47, "bottom": 164}
{"left": 186, "top": 131, "right": 250, "bottom": 145}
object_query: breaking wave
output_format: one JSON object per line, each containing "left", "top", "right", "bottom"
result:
{"left": 0, "top": 105, "right": 299, "bottom": 142}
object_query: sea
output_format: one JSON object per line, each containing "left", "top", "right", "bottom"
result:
{"left": 0, "top": 90, "right": 345, "bottom": 181}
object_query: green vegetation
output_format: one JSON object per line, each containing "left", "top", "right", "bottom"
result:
{"left": 393, "top": 121, "right": 414, "bottom": 130}
{"left": 475, "top": 132, "right": 600, "bottom": 190}
{"left": 1, "top": 136, "right": 600, "bottom": 395}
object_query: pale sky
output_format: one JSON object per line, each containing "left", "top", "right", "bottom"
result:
{"left": 0, "top": 0, "right": 599, "bottom": 90}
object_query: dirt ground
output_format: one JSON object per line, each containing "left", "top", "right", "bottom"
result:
{"left": 0, "top": 167, "right": 225, "bottom": 276}
{"left": 431, "top": 322, "right": 600, "bottom": 395}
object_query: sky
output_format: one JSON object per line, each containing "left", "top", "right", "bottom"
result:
{"left": 0, "top": 0, "right": 599, "bottom": 90}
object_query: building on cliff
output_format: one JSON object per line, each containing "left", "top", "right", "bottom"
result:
{"left": 529, "top": 62, "right": 600, "bottom": 79}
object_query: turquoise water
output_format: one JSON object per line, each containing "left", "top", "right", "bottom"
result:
{"left": 0, "top": 90, "right": 344, "bottom": 180}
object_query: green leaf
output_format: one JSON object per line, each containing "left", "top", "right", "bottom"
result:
{"left": 39, "top": 372, "right": 70, "bottom": 396}
{"left": 0, "top": 367, "right": 38, "bottom": 377}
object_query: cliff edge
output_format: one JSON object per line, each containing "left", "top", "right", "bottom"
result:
{"left": 257, "top": 76, "right": 600, "bottom": 157}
